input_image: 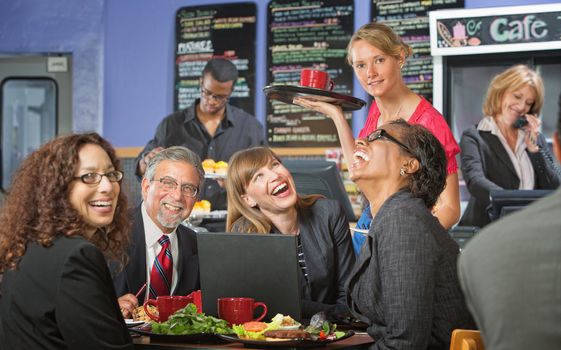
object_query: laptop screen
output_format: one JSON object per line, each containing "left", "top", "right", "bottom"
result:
{"left": 197, "top": 232, "right": 302, "bottom": 321}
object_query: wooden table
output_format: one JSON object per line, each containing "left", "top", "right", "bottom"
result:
{"left": 133, "top": 333, "right": 374, "bottom": 350}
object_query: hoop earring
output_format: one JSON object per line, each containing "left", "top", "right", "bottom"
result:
{"left": 400, "top": 168, "right": 405, "bottom": 176}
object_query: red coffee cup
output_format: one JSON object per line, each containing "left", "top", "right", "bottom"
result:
{"left": 217, "top": 297, "right": 267, "bottom": 325}
{"left": 144, "top": 295, "right": 193, "bottom": 322}
{"left": 300, "top": 69, "right": 334, "bottom": 91}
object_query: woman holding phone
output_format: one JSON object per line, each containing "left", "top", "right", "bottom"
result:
{"left": 0, "top": 133, "right": 133, "bottom": 349}
{"left": 459, "top": 64, "right": 559, "bottom": 227}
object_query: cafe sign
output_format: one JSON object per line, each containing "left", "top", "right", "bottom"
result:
{"left": 429, "top": 3, "right": 561, "bottom": 56}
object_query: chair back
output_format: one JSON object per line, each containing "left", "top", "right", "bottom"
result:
{"left": 450, "top": 329, "right": 484, "bottom": 350}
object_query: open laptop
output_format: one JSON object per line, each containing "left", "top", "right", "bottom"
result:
{"left": 197, "top": 232, "right": 302, "bottom": 321}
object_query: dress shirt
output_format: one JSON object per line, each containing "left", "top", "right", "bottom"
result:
{"left": 477, "top": 116, "right": 534, "bottom": 189}
{"left": 141, "top": 202, "right": 179, "bottom": 299}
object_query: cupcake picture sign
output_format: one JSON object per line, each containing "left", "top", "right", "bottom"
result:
{"left": 430, "top": 3, "right": 561, "bottom": 56}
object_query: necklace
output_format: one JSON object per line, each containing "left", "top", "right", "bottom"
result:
{"left": 379, "top": 104, "right": 403, "bottom": 125}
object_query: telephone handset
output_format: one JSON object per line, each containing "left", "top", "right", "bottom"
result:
{"left": 513, "top": 115, "right": 529, "bottom": 129}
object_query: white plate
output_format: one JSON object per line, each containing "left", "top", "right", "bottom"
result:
{"left": 188, "top": 210, "right": 228, "bottom": 220}
{"left": 125, "top": 319, "right": 146, "bottom": 327}
{"left": 350, "top": 227, "right": 368, "bottom": 234}
{"left": 204, "top": 173, "right": 227, "bottom": 179}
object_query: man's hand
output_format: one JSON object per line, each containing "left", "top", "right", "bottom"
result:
{"left": 118, "top": 293, "right": 139, "bottom": 319}
{"left": 138, "top": 147, "right": 164, "bottom": 176}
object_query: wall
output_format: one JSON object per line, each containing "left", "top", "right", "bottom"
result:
{"left": 1, "top": 0, "right": 558, "bottom": 147}
{"left": 0, "top": 0, "right": 104, "bottom": 133}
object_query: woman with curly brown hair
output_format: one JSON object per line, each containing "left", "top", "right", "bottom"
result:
{"left": 346, "top": 120, "right": 474, "bottom": 349}
{"left": 0, "top": 133, "right": 133, "bottom": 349}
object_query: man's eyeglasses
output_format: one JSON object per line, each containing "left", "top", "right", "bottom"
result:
{"left": 366, "top": 129, "right": 413, "bottom": 155}
{"left": 74, "top": 171, "right": 124, "bottom": 184}
{"left": 152, "top": 177, "right": 198, "bottom": 198}
{"left": 200, "top": 86, "right": 230, "bottom": 102}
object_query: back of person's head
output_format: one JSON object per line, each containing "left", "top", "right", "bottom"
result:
{"left": 144, "top": 146, "right": 205, "bottom": 195}
{"left": 202, "top": 58, "right": 239, "bottom": 84}
{"left": 483, "top": 64, "right": 544, "bottom": 117}
{"left": 0, "top": 133, "right": 129, "bottom": 272}
{"left": 346, "top": 22, "right": 412, "bottom": 66}
{"left": 388, "top": 119, "right": 447, "bottom": 208}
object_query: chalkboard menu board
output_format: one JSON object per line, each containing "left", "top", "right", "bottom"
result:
{"left": 175, "top": 3, "right": 256, "bottom": 115}
{"left": 266, "top": 0, "right": 355, "bottom": 148}
{"left": 372, "top": 0, "right": 464, "bottom": 102}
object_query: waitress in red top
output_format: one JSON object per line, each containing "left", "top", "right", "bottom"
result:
{"left": 295, "top": 22, "right": 460, "bottom": 230}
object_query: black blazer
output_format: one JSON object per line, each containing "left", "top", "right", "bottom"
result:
{"left": 1, "top": 236, "right": 132, "bottom": 350}
{"left": 113, "top": 205, "right": 200, "bottom": 299}
{"left": 459, "top": 126, "right": 559, "bottom": 227}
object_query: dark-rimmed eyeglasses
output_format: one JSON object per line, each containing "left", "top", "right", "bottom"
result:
{"left": 200, "top": 86, "right": 230, "bottom": 102}
{"left": 151, "top": 177, "right": 198, "bottom": 198}
{"left": 74, "top": 171, "right": 124, "bottom": 184}
{"left": 366, "top": 129, "right": 413, "bottom": 154}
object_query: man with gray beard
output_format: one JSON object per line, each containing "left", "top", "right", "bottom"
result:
{"left": 114, "top": 146, "right": 204, "bottom": 318}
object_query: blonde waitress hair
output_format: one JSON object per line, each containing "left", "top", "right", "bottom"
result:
{"left": 483, "top": 64, "right": 544, "bottom": 118}
{"left": 346, "top": 22, "right": 412, "bottom": 66}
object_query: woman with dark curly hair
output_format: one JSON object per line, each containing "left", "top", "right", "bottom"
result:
{"left": 0, "top": 133, "right": 133, "bottom": 349}
{"left": 346, "top": 120, "right": 474, "bottom": 350}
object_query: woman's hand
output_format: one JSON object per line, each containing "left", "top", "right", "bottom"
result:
{"left": 293, "top": 97, "right": 345, "bottom": 121}
{"left": 118, "top": 293, "right": 139, "bottom": 319}
{"left": 522, "top": 114, "right": 541, "bottom": 153}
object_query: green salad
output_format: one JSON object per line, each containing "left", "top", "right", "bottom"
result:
{"left": 150, "top": 304, "right": 232, "bottom": 335}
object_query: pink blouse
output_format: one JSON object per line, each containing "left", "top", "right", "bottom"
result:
{"left": 358, "top": 97, "right": 460, "bottom": 174}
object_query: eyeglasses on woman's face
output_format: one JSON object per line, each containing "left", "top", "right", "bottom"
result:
{"left": 366, "top": 129, "right": 413, "bottom": 155}
{"left": 74, "top": 170, "right": 124, "bottom": 184}
{"left": 151, "top": 176, "right": 199, "bottom": 198}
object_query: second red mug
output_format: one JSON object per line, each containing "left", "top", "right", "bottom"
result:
{"left": 300, "top": 69, "right": 334, "bottom": 91}
{"left": 217, "top": 297, "right": 268, "bottom": 325}
{"left": 144, "top": 295, "right": 193, "bottom": 322}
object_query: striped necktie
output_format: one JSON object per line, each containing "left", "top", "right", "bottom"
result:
{"left": 149, "top": 235, "right": 173, "bottom": 298}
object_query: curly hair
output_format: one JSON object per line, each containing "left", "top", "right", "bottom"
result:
{"left": 0, "top": 133, "right": 130, "bottom": 272}
{"left": 388, "top": 120, "right": 447, "bottom": 208}
{"left": 226, "top": 147, "right": 321, "bottom": 233}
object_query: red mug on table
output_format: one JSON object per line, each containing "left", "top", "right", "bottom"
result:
{"left": 144, "top": 295, "right": 193, "bottom": 322}
{"left": 217, "top": 297, "right": 267, "bottom": 325}
{"left": 300, "top": 69, "right": 334, "bottom": 91}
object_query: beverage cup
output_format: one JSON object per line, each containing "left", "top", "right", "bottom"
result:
{"left": 217, "top": 297, "right": 268, "bottom": 325}
{"left": 144, "top": 295, "right": 193, "bottom": 322}
{"left": 300, "top": 69, "right": 334, "bottom": 91}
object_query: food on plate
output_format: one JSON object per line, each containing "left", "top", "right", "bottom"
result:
{"left": 133, "top": 305, "right": 158, "bottom": 322}
{"left": 272, "top": 313, "right": 301, "bottom": 330}
{"left": 230, "top": 312, "right": 348, "bottom": 342}
{"left": 263, "top": 329, "right": 311, "bottom": 340}
{"left": 202, "top": 159, "right": 216, "bottom": 174}
{"left": 214, "top": 161, "right": 228, "bottom": 175}
{"left": 150, "top": 304, "right": 232, "bottom": 335}
{"left": 192, "top": 200, "right": 211, "bottom": 214}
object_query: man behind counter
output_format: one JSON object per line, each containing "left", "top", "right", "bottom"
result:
{"left": 136, "top": 58, "right": 266, "bottom": 210}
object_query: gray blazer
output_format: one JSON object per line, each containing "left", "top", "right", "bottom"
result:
{"left": 347, "top": 190, "right": 474, "bottom": 350}
{"left": 458, "top": 188, "right": 561, "bottom": 349}
{"left": 459, "top": 126, "right": 559, "bottom": 227}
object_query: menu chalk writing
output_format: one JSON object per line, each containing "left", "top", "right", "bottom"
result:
{"left": 266, "top": 0, "right": 355, "bottom": 148}
{"left": 372, "top": 0, "right": 464, "bottom": 102}
{"left": 175, "top": 3, "right": 256, "bottom": 114}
